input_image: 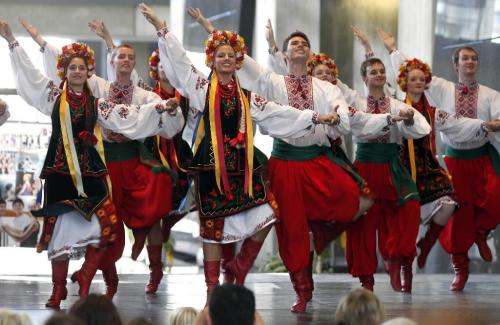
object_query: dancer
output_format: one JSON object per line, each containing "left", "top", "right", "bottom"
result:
{"left": 379, "top": 28, "right": 500, "bottom": 291}
{"left": 140, "top": 3, "right": 340, "bottom": 306}
{"left": 0, "top": 98, "right": 10, "bottom": 126}
{"left": 0, "top": 18, "right": 182, "bottom": 308}
{"left": 232, "top": 28, "right": 374, "bottom": 311}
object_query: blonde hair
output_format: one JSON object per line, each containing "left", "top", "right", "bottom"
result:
{"left": 0, "top": 309, "right": 32, "bottom": 325}
{"left": 382, "top": 317, "right": 418, "bottom": 325}
{"left": 335, "top": 289, "right": 384, "bottom": 325}
{"left": 169, "top": 307, "right": 198, "bottom": 325}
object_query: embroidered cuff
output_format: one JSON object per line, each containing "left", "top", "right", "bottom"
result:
{"left": 39, "top": 41, "right": 47, "bottom": 53}
{"left": 332, "top": 115, "right": 341, "bottom": 126}
{"left": 157, "top": 26, "right": 169, "bottom": 38}
{"left": 389, "top": 48, "right": 397, "bottom": 54}
{"left": 387, "top": 114, "right": 395, "bottom": 126}
{"left": 268, "top": 46, "right": 279, "bottom": 55}
{"left": 365, "top": 51, "right": 374, "bottom": 59}
{"left": 8, "top": 40, "right": 19, "bottom": 51}
{"left": 312, "top": 112, "right": 320, "bottom": 124}
{"left": 480, "top": 122, "right": 489, "bottom": 135}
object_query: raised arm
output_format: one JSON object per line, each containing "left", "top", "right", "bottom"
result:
{"left": 18, "top": 17, "right": 47, "bottom": 49}
{"left": 187, "top": 7, "right": 215, "bottom": 33}
{"left": 1, "top": 19, "right": 60, "bottom": 115}
{"left": 96, "top": 97, "right": 183, "bottom": 139}
{"left": 265, "top": 19, "right": 288, "bottom": 75}
{"left": 352, "top": 25, "right": 374, "bottom": 57}
{"left": 435, "top": 109, "right": 490, "bottom": 143}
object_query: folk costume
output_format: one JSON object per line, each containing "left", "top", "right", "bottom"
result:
{"left": 42, "top": 42, "right": 182, "bottom": 297}
{"left": 157, "top": 28, "right": 324, "bottom": 299}
{"left": 338, "top": 80, "right": 431, "bottom": 292}
{"left": 9, "top": 40, "right": 183, "bottom": 307}
{"left": 236, "top": 50, "right": 365, "bottom": 312}
{"left": 391, "top": 50, "right": 500, "bottom": 291}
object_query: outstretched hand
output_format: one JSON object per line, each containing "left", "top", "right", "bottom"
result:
{"left": 0, "top": 18, "right": 15, "bottom": 43}
{"left": 484, "top": 119, "right": 500, "bottom": 132}
{"left": 139, "top": 3, "right": 165, "bottom": 31}
{"left": 351, "top": 25, "right": 372, "bottom": 53}
{"left": 88, "top": 20, "right": 109, "bottom": 40}
{"left": 265, "top": 19, "right": 277, "bottom": 49}
{"left": 0, "top": 98, "right": 8, "bottom": 115}
{"left": 17, "top": 17, "right": 39, "bottom": 40}
{"left": 187, "top": 7, "right": 214, "bottom": 33}
{"left": 317, "top": 105, "right": 340, "bottom": 125}
{"left": 376, "top": 27, "right": 396, "bottom": 52}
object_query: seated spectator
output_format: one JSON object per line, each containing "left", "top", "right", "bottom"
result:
{"left": 69, "top": 294, "right": 122, "bottom": 325}
{"left": 170, "top": 307, "right": 198, "bottom": 325}
{"left": 126, "top": 317, "right": 152, "bottom": 325}
{"left": 335, "top": 288, "right": 385, "bottom": 325}
{"left": 382, "top": 317, "right": 418, "bottom": 325}
{"left": 44, "top": 313, "right": 85, "bottom": 325}
{"left": 0, "top": 309, "right": 32, "bottom": 325}
{"left": 194, "top": 283, "right": 264, "bottom": 325}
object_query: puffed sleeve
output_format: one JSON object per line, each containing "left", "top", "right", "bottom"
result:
{"left": 267, "top": 51, "right": 288, "bottom": 75}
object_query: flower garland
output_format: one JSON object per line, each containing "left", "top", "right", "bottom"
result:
{"left": 307, "top": 52, "right": 338, "bottom": 84}
{"left": 149, "top": 48, "right": 160, "bottom": 80}
{"left": 56, "top": 42, "right": 95, "bottom": 80}
{"left": 205, "top": 30, "right": 247, "bottom": 68}
{"left": 397, "top": 58, "right": 432, "bottom": 92}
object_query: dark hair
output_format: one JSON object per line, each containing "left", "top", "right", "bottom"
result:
{"left": 127, "top": 317, "right": 153, "bottom": 325}
{"left": 452, "top": 46, "right": 479, "bottom": 64}
{"left": 209, "top": 283, "right": 255, "bottom": 325}
{"left": 44, "top": 313, "right": 85, "bottom": 325}
{"left": 111, "top": 44, "right": 136, "bottom": 61}
{"left": 0, "top": 198, "right": 6, "bottom": 205}
{"left": 12, "top": 198, "right": 24, "bottom": 206}
{"left": 282, "top": 31, "right": 311, "bottom": 52}
{"left": 69, "top": 294, "right": 122, "bottom": 325}
{"left": 360, "top": 58, "right": 385, "bottom": 77}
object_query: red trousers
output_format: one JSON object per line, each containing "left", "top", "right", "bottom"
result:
{"left": 346, "top": 162, "right": 420, "bottom": 277}
{"left": 439, "top": 155, "right": 500, "bottom": 254}
{"left": 269, "top": 156, "right": 360, "bottom": 272}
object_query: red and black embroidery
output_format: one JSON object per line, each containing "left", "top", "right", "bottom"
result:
{"left": 284, "top": 75, "right": 313, "bottom": 110}
{"left": 366, "top": 95, "right": 391, "bottom": 143}
{"left": 455, "top": 82, "right": 478, "bottom": 118}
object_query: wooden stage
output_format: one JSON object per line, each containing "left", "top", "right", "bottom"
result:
{"left": 1, "top": 273, "right": 500, "bottom": 325}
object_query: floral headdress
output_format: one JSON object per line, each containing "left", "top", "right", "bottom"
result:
{"left": 204, "top": 30, "right": 247, "bottom": 68}
{"left": 397, "top": 58, "right": 432, "bottom": 92}
{"left": 149, "top": 48, "right": 160, "bottom": 80}
{"left": 307, "top": 53, "right": 338, "bottom": 84}
{"left": 56, "top": 42, "right": 95, "bottom": 80}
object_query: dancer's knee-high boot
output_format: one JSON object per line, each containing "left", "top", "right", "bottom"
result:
{"left": 359, "top": 274, "right": 374, "bottom": 291}
{"left": 46, "top": 259, "right": 69, "bottom": 308}
{"left": 71, "top": 246, "right": 104, "bottom": 297}
{"left": 224, "top": 239, "right": 264, "bottom": 285}
{"left": 204, "top": 260, "right": 220, "bottom": 305}
{"left": 131, "top": 228, "right": 149, "bottom": 261}
{"left": 289, "top": 269, "right": 313, "bottom": 313}
{"left": 145, "top": 245, "right": 164, "bottom": 293}
{"left": 401, "top": 257, "right": 413, "bottom": 293}
{"left": 450, "top": 253, "right": 469, "bottom": 291}
{"left": 387, "top": 258, "right": 402, "bottom": 292}
{"left": 417, "top": 220, "right": 445, "bottom": 268}
{"left": 220, "top": 243, "right": 235, "bottom": 284}
{"left": 102, "top": 264, "right": 119, "bottom": 299}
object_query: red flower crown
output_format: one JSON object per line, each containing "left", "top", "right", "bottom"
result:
{"left": 56, "top": 42, "right": 95, "bottom": 80}
{"left": 205, "top": 30, "right": 247, "bottom": 68}
{"left": 149, "top": 48, "right": 161, "bottom": 80}
{"left": 307, "top": 53, "right": 338, "bottom": 84}
{"left": 397, "top": 58, "right": 432, "bottom": 92}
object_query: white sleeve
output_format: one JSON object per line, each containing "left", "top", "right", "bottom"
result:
{"left": 236, "top": 53, "right": 285, "bottom": 102}
{"left": 96, "top": 100, "right": 184, "bottom": 140}
{"left": 41, "top": 42, "right": 61, "bottom": 81}
{"left": 158, "top": 46, "right": 188, "bottom": 97}
{"left": 323, "top": 82, "right": 351, "bottom": 137}
{"left": 250, "top": 93, "right": 314, "bottom": 138}
{"left": 336, "top": 79, "right": 363, "bottom": 107}
{"left": 158, "top": 31, "right": 208, "bottom": 112}
{"left": 435, "top": 109, "right": 487, "bottom": 143}
{"left": 267, "top": 51, "right": 288, "bottom": 75}
{"left": 389, "top": 50, "right": 409, "bottom": 76}
{"left": 349, "top": 107, "right": 392, "bottom": 140}
{"left": 392, "top": 100, "right": 432, "bottom": 139}
{"left": 10, "top": 44, "right": 60, "bottom": 115}
{"left": 488, "top": 91, "right": 500, "bottom": 144}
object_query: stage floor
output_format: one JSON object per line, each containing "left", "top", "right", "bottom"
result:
{"left": 1, "top": 273, "right": 499, "bottom": 325}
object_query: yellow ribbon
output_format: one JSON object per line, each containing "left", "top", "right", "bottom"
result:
{"left": 405, "top": 97, "right": 417, "bottom": 182}
{"left": 208, "top": 73, "right": 223, "bottom": 193}
{"left": 94, "top": 124, "right": 113, "bottom": 198}
{"left": 59, "top": 82, "right": 87, "bottom": 197}
{"left": 236, "top": 77, "right": 254, "bottom": 197}
{"left": 156, "top": 135, "right": 171, "bottom": 169}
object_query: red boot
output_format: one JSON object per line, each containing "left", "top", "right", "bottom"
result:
{"left": 309, "top": 221, "right": 349, "bottom": 255}
{"left": 307, "top": 252, "right": 315, "bottom": 293}
{"left": 204, "top": 260, "right": 220, "bottom": 305}
{"left": 401, "top": 257, "right": 413, "bottom": 293}
{"left": 131, "top": 228, "right": 150, "bottom": 261}
{"left": 224, "top": 239, "right": 264, "bottom": 285}
{"left": 145, "top": 245, "right": 164, "bottom": 294}
{"left": 102, "top": 265, "right": 119, "bottom": 299}
{"left": 220, "top": 243, "right": 235, "bottom": 284}
{"left": 161, "top": 211, "right": 185, "bottom": 242}
{"left": 359, "top": 274, "right": 374, "bottom": 291}
{"left": 387, "top": 258, "right": 402, "bottom": 292}
{"left": 417, "top": 220, "right": 445, "bottom": 268}
{"left": 475, "top": 230, "right": 492, "bottom": 262}
{"left": 289, "top": 269, "right": 313, "bottom": 313}
{"left": 450, "top": 253, "right": 469, "bottom": 291}
{"left": 46, "top": 259, "right": 69, "bottom": 308}
{"left": 71, "top": 246, "right": 104, "bottom": 297}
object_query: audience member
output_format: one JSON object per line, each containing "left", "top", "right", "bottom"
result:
{"left": 126, "top": 317, "right": 153, "bottom": 325}
{"left": 382, "top": 317, "right": 418, "bottom": 325}
{"left": 170, "top": 307, "right": 198, "bottom": 325}
{"left": 68, "top": 294, "right": 122, "bottom": 325}
{"left": 335, "top": 288, "right": 385, "bottom": 325}
{"left": 0, "top": 309, "right": 32, "bottom": 325}
{"left": 44, "top": 313, "right": 85, "bottom": 325}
